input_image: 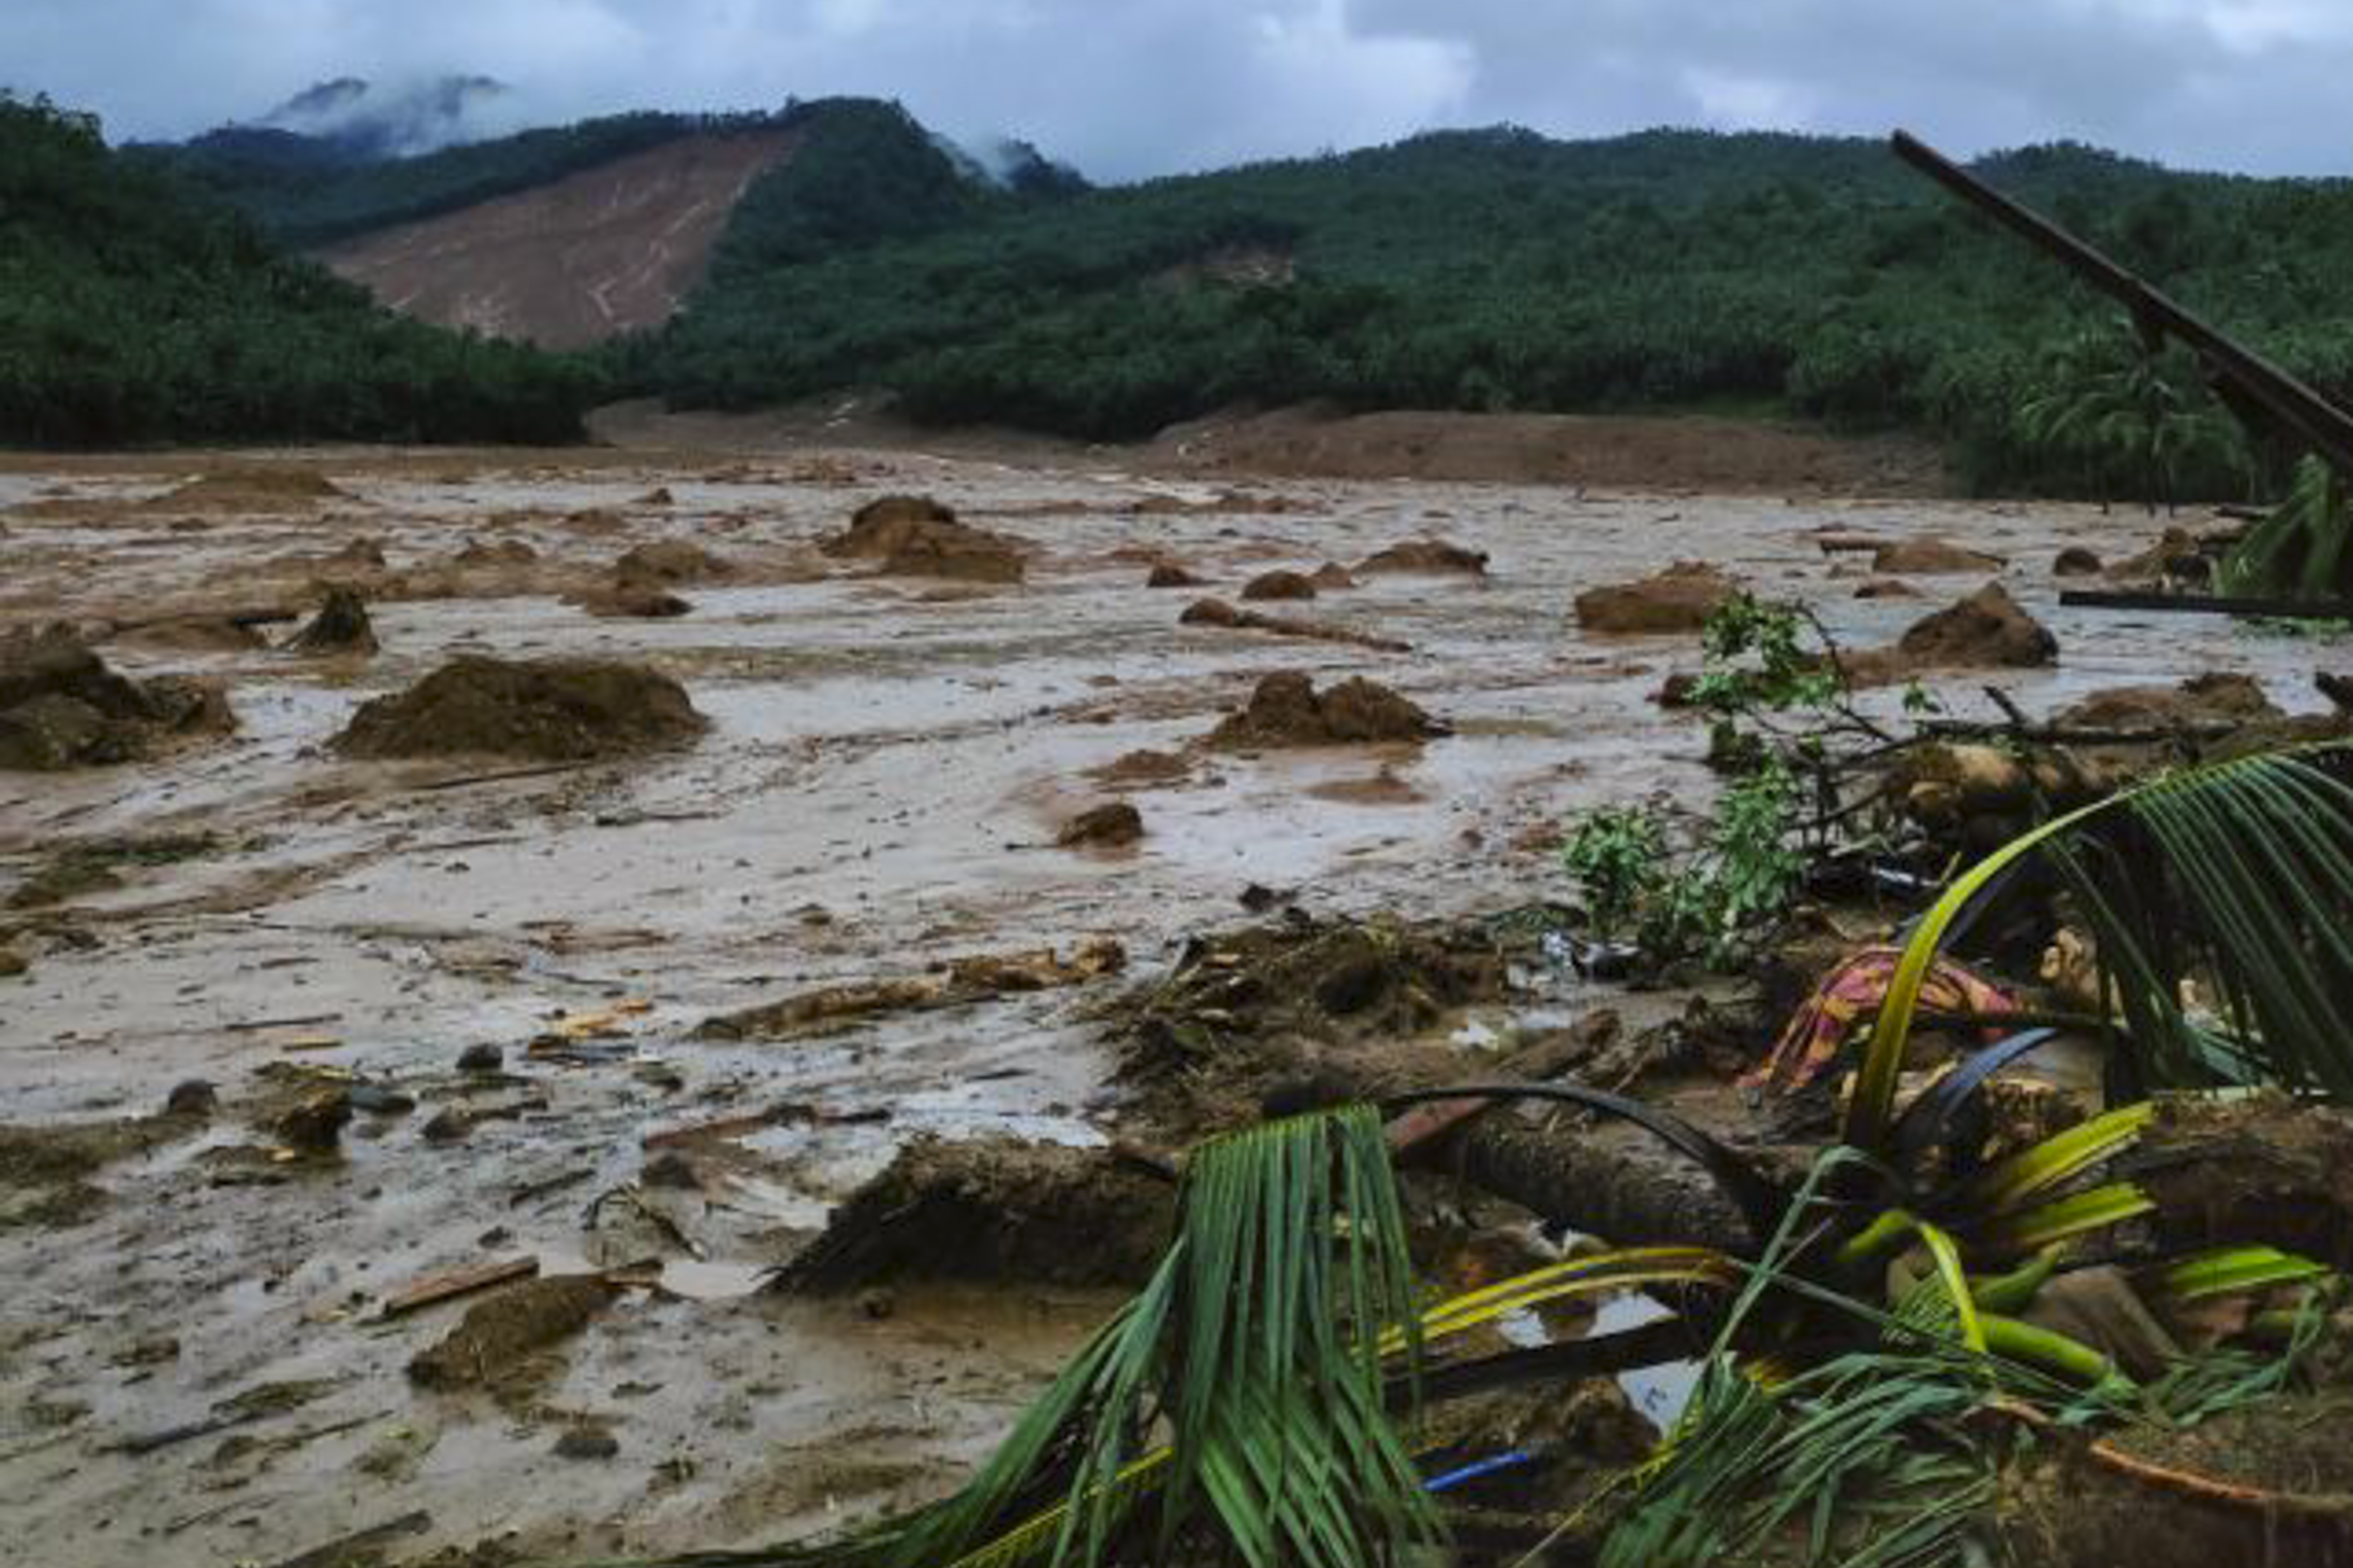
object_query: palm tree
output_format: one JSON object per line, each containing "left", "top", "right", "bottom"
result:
{"left": 2019, "top": 320, "right": 2247, "bottom": 512}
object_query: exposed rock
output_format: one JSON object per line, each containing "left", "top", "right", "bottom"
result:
{"left": 1058, "top": 801, "right": 1145, "bottom": 847}
{"left": 554, "top": 1425, "right": 620, "bottom": 1460}
{"left": 2054, "top": 546, "right": 2105, "bottom": 577}
{"left": 1146, "top": 561, "right": 1204, "bottom": 588}
{"left": 286, "top": 587, "right": 378, "bottom": 657}
{"left": 0, "top": 627, "right": 235, "bottom": 770}
{"left": 1240, "top": 569, "right": 1317, "bottom": 601}
{"left": 1208, "top": 671, "right": 1445, "bottom": 748}
{"left": 1307, "top": 562, "right": 1357, "bottom": 591}
{"left": 1870, "top": 536, "right": 2007, "bottom": 575}
{"left": 1356, "top": 538, "right": 1488, "bottom": 576}
{"left": 1573, "top": 561, "right": 1738, "bottom": 634}
{"left": 332, "top": 656, "right": 707, "bottom": 761}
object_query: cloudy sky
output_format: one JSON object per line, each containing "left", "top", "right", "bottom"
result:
{"left": 8, "top": 0, "right": 2352, "bottom": 179}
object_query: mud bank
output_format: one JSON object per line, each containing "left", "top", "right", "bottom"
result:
{"left": 0, "top": 436, "right": 2339, "bottom": 1566}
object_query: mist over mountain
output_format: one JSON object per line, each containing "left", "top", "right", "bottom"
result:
{"left": 251, "top": 74, "right": 520, "bottom": 159}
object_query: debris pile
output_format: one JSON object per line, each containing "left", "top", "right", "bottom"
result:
{"left": 697, "top": 939, "right": 1127, "bottom": 1041}
{"left": 0, "top": 627, "right": 235, "bottom": 770}
{"left": 1207, "top": 671, "right": 1446, "bottom": 748}
{"left": 285, "top": 586, "right": 378, "bottom": 656}
{"left": 777, "top": 1136, "right": 1175, "bottom": 1291}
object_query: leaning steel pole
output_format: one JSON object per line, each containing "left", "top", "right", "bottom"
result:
{"left": 1891, "top": 128, "right": 2353, "bottom": 476}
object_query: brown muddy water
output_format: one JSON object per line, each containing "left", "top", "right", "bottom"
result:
{"left": 0, "top": 440, "right": 2336, "bottom": 1566}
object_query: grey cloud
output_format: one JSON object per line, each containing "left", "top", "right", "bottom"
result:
{"left": 3, "top": 0, "right": 2348, "bottom": 177}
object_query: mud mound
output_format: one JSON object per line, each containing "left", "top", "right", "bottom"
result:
{"left": 1357, "top": 538, "right": 1488, "bottom": 576}
{"left": 1871, "top": 536, "right": 2005, "bottom": 575}
{"left": 1117, "top": 915, "right": 1510, "bottom": 1130}
{"left": 1241, "top": 569, "right": 1317, "bottom": 601}
{"left": 406, "top": 1275, "right": 617, "bottom": 1392}
{"left": 1146, "top": 562, "right": 1205, "bottom": 588}
{"left": 1898, "top": 583, "right": 2057, "bottom": 666}
{"left": 1307, "top": 562, "right": 1357, "bottom": 591}
{"left": 1208, "top": 672, "right": 1445, "bottom": 748}
{"left": 2054, "top": 547, "right": 2105, "bottom": 577}
{"left": 333, "top": 656, "right": 707, "bottom": 761}
{"left": 2056, "top": 673, "right": 2281, "bottom": 733}
{"left": 1178, "top": 597, "right": 1411, "bottom": 653}
{"left": 286, "top": 587, "right": 378, "bottom": 657}
{"left": 1059, "top": 801, "right": 1144, "bottom": 847}
{"left": 1151, "top": 407, "right": 1944, "bottom": 496}
{"left": 1847, "top": 583, "right": 2057, "bottom": 685}
{"left": 822, "top": 495, "right": 958, "bottom": 558}
{"left": 1092, "top": 748, "right": 1191, "bottom": 786}
{"left": 778, "top": 1136, "right": 1174, "bottom": 1291}
{"left": 614, "top": 540, "right": 732, "bottom": 586}
{"left": 454, "top": 538, "right": 538, "bottom": 569}
{"left": 1852, "top": 578, "right": 1920, "bottom": 600}
{"left": 1574, "top": 561, "right": 1738, "bottom": 634}
{"left": 139, "top": 468, "right": 348, "bottom": 513}
{"left": 577, "top": 583, "right": 693, "bottom": 619}
{"left": 824, "top": 495, "right": 1027, "bottom": 583}
{"left": 1, "top": 1106, "right": 207, "bottom": 1230}
{"left": 0, "top": 627, "right": 235, "bottom": 770}
{"left": 113, "top": 615, "right": 269, "bottom": 653}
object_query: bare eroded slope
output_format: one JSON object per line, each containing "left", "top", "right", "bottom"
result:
{"left": 316, "top": 129, "right": 797, "bottom": 349}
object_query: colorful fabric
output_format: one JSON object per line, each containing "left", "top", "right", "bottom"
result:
{"left": 1742, "top": 945, "right": 2017, "bottom": 1097}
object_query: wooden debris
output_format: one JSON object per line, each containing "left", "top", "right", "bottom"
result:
{"left": 378, "top": 1256, "right": 541, "bottom": 1318}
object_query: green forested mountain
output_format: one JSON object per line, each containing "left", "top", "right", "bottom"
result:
{"left": 626, "top": 123, "right": 2353, "bottom": 495}
{"left": 0, "top": 93, "right": 600, "bottom": 446}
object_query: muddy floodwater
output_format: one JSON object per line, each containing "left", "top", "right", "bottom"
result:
{"left": 0, "top": 436, "right": 2335, "bottom": 1566}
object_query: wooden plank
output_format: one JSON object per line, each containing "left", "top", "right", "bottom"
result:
{"left": 2058, "top": 589, "right": 2353, "bottom": 618}
{"left": 377, "top": 1256, "right": 539, "bottom": 1318}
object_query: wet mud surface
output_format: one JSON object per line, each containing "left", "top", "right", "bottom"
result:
{"left": 0, "top": 434, "right": 2341, "bottom": 1565}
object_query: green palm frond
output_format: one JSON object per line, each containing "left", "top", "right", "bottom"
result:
{"left": 1846, "top": 744, "right": 2353, "bottom": 1151}
{"left": 2218, "top": 454, "right": 2353, "bottom": 600}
